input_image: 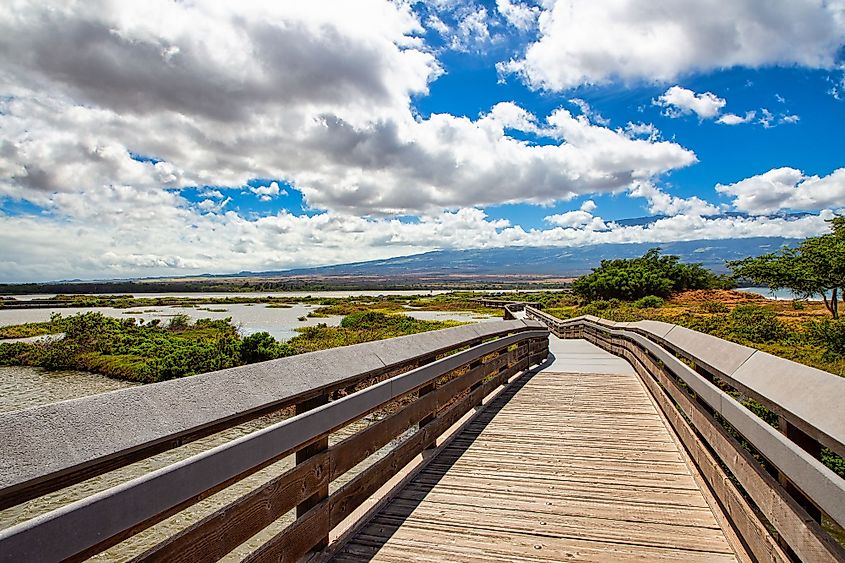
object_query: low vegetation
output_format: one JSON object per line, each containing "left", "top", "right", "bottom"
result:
{"left": 546, "top": 290, "right": 845, "bottom": 377}
{"left": 287, "top": 311, "right": 464, "bottom": 353}
{"left": 306, "top": 292, "right": 501, "bottom": 318}
{"left": 0, "top": 311, "right": 463, "bottom": 383}
{"left": 0, "top": 321, "right": 57, "bottom": 339}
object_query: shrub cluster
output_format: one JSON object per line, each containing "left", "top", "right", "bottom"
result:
{"left": 0, "top": 312, "right": 291, "bottom": 383}
{"left": 806, "top": 319, "right": 845, "bottom": 358}
{"left": 726, "top": 305, "right": 786, "bottom": 343}
{"left": 572, "top": 248, "right": 730, "bottom": 301}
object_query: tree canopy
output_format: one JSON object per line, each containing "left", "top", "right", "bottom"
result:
{"left": 729, "top": 217, "right": 845, "bottom": 318}
{"left": 571, "top": 248, "right": 723, "bottom": 301}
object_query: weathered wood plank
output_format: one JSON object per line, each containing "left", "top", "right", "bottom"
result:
{"left": 331, "top": 360, "right": 741, "bottom": 562}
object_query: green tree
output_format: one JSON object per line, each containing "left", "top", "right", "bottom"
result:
{"left": 572, "top": 248, "right": 722, "bottom": 301}
{"left": 729, "top": 217, "right": 845, "bottom": 318}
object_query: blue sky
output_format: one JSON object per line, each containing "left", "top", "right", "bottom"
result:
{"left": 0, "top": 1, "right": 844, "bottom": 281}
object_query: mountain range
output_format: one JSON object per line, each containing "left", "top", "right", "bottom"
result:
{"left": 240, "top": 236, "right": 795, "bottom": 279}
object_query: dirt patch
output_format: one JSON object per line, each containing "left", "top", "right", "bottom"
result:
{"left": 670, "top": 289, "right": 767, "bottom": 305}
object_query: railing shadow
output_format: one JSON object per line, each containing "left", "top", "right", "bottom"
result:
{"left": 330, "top": 360, "right": 548, "bottom": 561}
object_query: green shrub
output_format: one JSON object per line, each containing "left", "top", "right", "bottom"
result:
{"left": 823, "top": 448, "right": 845, "bottom": 478}
{"left": 572, "top": 248, "right": 721, "bottom": 301}
{"left": 167, "top": 314, "right": 191, "bottom": 331}
{"left": 728, "top": 305, "right": 785, "bottom": 343}
{"left": 240, "top": 331, "right": 295, "bottom": 363}
{"left": 806, "top": 319, "right": 845, "bottom": 357}
{"left": 700, "top": 301, "right": 729, "bottom": 314}
{"left": 589, "top": 300, "right": 611, "bottom": 310}
{"left": 633, "top": 295, "right": 664, "bottom": 308}
{"left": 0, "top": 342, "right": 31, "bottom": 366}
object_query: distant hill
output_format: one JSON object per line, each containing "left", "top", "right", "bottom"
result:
{"left": 244, "top": 236, "right": 797, "bottom": 278}
{"left": 0, "top": 236, "right": 798, "bottom": 293}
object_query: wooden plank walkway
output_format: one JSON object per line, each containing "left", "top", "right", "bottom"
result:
{"left": 330, "top": 336, "right": 741, "bottom": 562}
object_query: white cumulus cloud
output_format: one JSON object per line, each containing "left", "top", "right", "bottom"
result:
{"left": 655, "top": 86, "right": 726, "bottom": 120}
{"left": 496, "top": 0, "right": 539, "bottom": 31}
{"left": 629, "top": 182, "right": 722, "bottom": 216}
{"left": 501, "top": 0, "right": 845, "bottom": 90}
{"left": 717, "top": 167, "right": 845, "bottom": 215}
{"left": 250, "top": 182, "right": 285, "bottom": 201}
{"left": 717, "top": 111, "right": 757, "bottom": 125}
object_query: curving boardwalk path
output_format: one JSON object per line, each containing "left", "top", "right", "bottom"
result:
{"left": 330, "top": 332, "right": 742, "bottom": 562}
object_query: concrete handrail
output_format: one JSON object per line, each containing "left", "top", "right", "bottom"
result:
{"left": 0, "top": 319, "right": 543, "bottom": 510}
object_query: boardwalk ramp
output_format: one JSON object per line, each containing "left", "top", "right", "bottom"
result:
{"left": 331, "top": 335, "right": 740, "bottom": 562}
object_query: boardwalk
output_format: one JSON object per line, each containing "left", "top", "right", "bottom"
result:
{"left": 331, "top": 336, "right": 741, "bottom": 562}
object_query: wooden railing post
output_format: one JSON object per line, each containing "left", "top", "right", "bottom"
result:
{"left": 778, "top": 417, "right": 823, "bottom": 524}
{"left": 496, "top": 348, "right": 511, "bottom": 385}
{"left": 418, "top": 381, "right": 437, "bottom": 450}
{"left": 295, "top": 393, "right": 330, "bottom": 550}
{"left": 467, "top": 358, "right": 486, "bottom": 410}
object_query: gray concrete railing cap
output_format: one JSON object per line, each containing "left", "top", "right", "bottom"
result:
{"left": 629, "top": 319, "right": 676, "bottom": 338}
{"left": 661, "top": 324, "right": 756, "bottom": 376}
{"left": 731, "top": 350, "right": 845, "bottom": 451}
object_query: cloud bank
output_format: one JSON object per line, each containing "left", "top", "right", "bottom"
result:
{"left": 0, "top": 0, "right": 840, "bottom": 282}
{"left": 501, "top": 0, "right": 845, "bottom": 90}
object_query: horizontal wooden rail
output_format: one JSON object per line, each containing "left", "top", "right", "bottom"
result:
{"left": 0, "top": 319, "right": 539, "bottom": 510}
{"left": 526, "top": 307, "right": 845, "bottom": 563}
{"left": 0, "top": 322, "right": 549, "bottom": 562}
{"left": 472, "top": 299, "right": 541, "bottom": 310}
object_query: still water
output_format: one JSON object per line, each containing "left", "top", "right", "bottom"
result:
{"left": 736, "top": 287, "right": 826, "bottom": 301}
{"left": 0, "top": 303, "right": 343, "bottom": 341}
{"left": 7, "top": 288, "right": 557, "bottom": 301}
{"left": 1, "top": 302, "right": 500, "bottom": 341}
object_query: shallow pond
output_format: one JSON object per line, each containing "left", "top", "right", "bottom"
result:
{"left": 6, "top": 288, "right": 559, "bottom": 301}
{"left": 0, "top": 303, "right": 344, "bottom": 341}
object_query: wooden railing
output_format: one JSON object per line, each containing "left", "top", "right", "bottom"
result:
{"left": 473, "top": 299, "right": 540, "bottom": 320}
{"left": 0, "top": 320, "right": 549, "bottom": 562}
{"left": 525, "top": 307, "right": 845, "bottom": 563}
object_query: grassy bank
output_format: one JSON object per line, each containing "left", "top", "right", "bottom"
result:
{"left": 306, "top": 292, "right": 502, "bottom": 318}
{"left": 544, "top": 290, "right": 845, "bottom": 377}
{"left": 288, "top": 311, "right": 464, "bottom": 352}
{"left": 0, "top": 320, "right": 59, "bottom": 339}
{"left": 0, "top": 311, "right": 465, "bottom": 383}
